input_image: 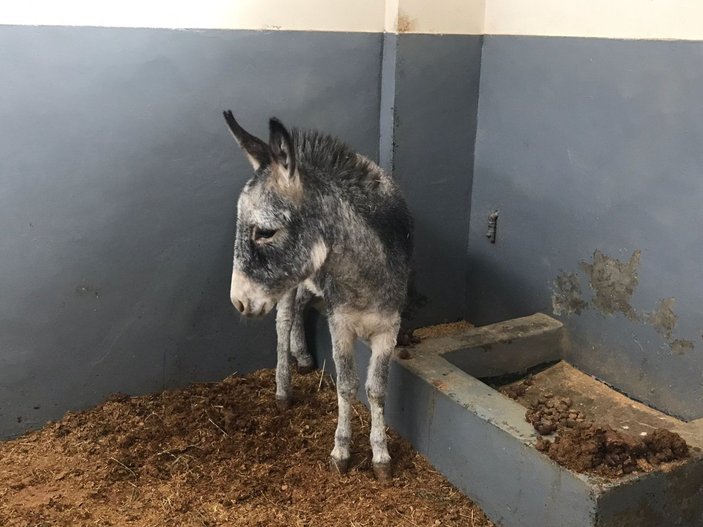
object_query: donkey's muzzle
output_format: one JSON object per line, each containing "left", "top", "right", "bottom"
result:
{"left": 232, "top": 299, "right": 246, "bottom": 314}
{"left": 230, "top": 269, "right": 275, "bottom": 318}
{"left": 230, "top": 296, "right": 273, "bottom": 317}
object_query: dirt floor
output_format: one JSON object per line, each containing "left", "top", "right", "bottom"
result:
{"left": 0, "top": 369, "right": 494, "bottom": 527}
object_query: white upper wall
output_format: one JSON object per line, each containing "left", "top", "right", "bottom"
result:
{"left": 1, "top": 0, "right": 483, "bottom": 34}
{"left": 1, "top": 0, "right": 385, "bottom": 32}
{"left": 3, "top": 0, "right": 703, "bottom": 40}
{"left": 485, "top": 0, "right": 703, "bottom": 41}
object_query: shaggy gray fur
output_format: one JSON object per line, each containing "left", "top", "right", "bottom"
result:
{"left": 224, "top": 111, "right": 413, "bottom": 479}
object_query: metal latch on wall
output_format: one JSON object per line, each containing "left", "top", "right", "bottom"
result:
{"left": 486, "top": 210, "right": 499, "bottom": 244}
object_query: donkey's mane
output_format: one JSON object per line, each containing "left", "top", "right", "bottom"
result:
{"left": 292, "top": 128, "right": 367, "bottom": 180}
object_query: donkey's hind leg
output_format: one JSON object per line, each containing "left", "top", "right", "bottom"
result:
{"left": 274, "top": 288, "right": 296, "bottom": 411}
{"left": 366, "top": 314, "right": 401, "bottom": 481}
{"left": 290, "top": 285, "right": 314, "bottom": 374}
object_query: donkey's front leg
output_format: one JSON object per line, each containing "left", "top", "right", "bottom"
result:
{"left": 274, "top": 289, "right": 296, "bottom": 411}
{"left": 328, "top": 314, "right": 357, "bottom": 474}
{"left": 366, "top": 317, "right": 400, "bottom": 481}
{"left": 290, "top": 285, "right": 314, "bottom": 373}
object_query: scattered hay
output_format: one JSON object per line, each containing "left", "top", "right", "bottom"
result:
{"left": 0, "top": 369, "right": 494, "bottom": 526}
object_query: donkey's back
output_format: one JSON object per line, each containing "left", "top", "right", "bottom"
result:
{"left": 292, "top": 128, "right": 413, "bottom": 313}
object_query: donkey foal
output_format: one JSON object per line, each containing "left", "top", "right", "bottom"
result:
{"left": 224, "top": 111, "right": 413, "bottom": 480}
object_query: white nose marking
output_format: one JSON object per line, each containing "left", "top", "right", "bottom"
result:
{"left": 230, "top": 269, "right": 272, "bottom": 317}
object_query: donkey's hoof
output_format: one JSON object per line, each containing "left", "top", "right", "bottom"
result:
{"left": 275, "top": 396, "right": 292, "bottom": 411}
{"left": 291, "top": 356, "right": 315, "bottom": 375}
{"left": 373, "top": 462, "right": 393, "bottom": 481}
{"left": 329, "top": 456, "right": 350, "bottom": 475}
{"left": 297, "top": 363, "right": 315, "bottom": 375}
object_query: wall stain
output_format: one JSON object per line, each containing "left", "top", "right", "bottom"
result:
{"left": 670, "top": 339, "right": 695, "bottom": 355}
{"left": 555, "top": 250, "right": 695, "bottom": 354}
{"left": 646, "top": 298, "right": 695, "bottom": 354}
{"left": 580, "top": 249, "right": 641, "bottom": 321}
{"left": 646, "top": 297, "right": 678, "bottom": 340}
{"left": 397, "top": 11, "right": 416, "bottom": 33}
{"left": 551, "top": 271, "right": 588, "bottom": 316}
{"left": 75, "top": 284, "right": 100, "bottom": 299}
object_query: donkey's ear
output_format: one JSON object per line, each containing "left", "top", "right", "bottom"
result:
{"left": 223, "top": 110, "right": 270, "bottom": 170}
{"left": 268, "top": 117, "right": 296, "bottom": 179}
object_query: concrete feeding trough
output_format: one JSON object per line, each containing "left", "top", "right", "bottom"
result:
{"left": 311, "top": 312, "right": 703, "bottom": 527}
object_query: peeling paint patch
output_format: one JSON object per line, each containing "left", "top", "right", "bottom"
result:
{"left": 647, "top": 297, "right": 678, "bottom": 340}
{"left": 646, "top": 298, "right": 695, "bottom": 354}
{"left": 670, "top": 339, "right": 695, "bottom": 355}
{"left": 551, "top": 271, "right": 588, "bottom": 316}
{"left": 556, "top": 250, "right": 696, "bottom": 354}
{"left": 580, "top": 250, "right": 641, "bottom": 321}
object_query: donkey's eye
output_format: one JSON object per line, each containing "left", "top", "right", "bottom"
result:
{"left": 253, "top": 227, "right": 277, "bottom": 242}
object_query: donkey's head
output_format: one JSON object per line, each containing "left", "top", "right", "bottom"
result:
{"left": 223, "top": 111, "right": 327, "bottom": 317}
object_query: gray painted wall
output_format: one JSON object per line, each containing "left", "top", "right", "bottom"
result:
{"left": 12, "top": 23, "right": 694, "bottom": 437}
{"left": 469, "top": 36, "right": 703, "bottom": 420}
{"left": 385, "top": 34, "right": 483, "bottom": 327}
{"left": 0, "top": 26, "right": 485, "bottom": 438}
{"left": 0, "top": 26, "right": 383, "bottom": 438}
